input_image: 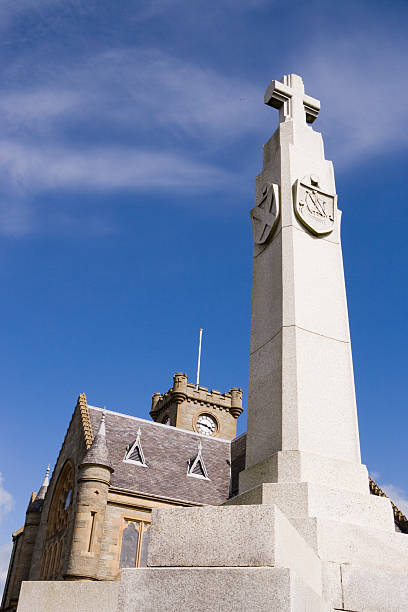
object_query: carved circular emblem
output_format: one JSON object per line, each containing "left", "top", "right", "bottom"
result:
{"left": 294, "top": 175, "right": 337, "bottom": 236}
{"left": 250, "top": 183, "right": 280, "bottom": 245}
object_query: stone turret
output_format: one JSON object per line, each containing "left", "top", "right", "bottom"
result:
{"left": 172, "top": 372, "right": 188, "bottom": 403}
{"left": 229, "top": 388, "right": 244, "bottom": 419}
{"left": 27, "top": 466, "right": 50, "bottom": 513}
{"left": 150, "top": 373, "right": 243, "bottom": 440}
{"left": 65, "top": 412, "right": 113, "bottom": 581}
{"left": 2, "top": 467, "right": 50, "bottom": 610}
{"left": 150, "top": 392, "right": 162, "bottom": 419}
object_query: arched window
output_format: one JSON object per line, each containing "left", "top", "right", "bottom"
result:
{"left": 119, "top": 519, "right": 151, "bottom": 569}
{"left": 40, "top": 460, "right": 74, "bottom": 580}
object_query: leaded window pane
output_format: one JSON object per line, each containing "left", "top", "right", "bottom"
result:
{"left": 119, "top": 521, "right": 139, "bottom": 568}
{"left": 139, "top": 525, "right": 150, "bottom": 567}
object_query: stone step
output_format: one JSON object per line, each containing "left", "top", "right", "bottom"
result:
{"left": 117, "top": 567, "right": 330, "bottom": 612}
{"left": 147, "top": 504, "right": 322, "bottom": 596}
{"left": 290, "top": 517, "right": 408, "bottom": 573}
{"left": 227, "top": 481, "right": 395, "bottom": 532}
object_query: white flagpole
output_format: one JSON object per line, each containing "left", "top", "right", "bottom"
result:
{"left": 195, "top": 328, "right": 203, "bottom": 391}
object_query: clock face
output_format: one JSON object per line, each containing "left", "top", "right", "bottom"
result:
{"left": 196, "top": 414, "right": 217, "bottom": 436}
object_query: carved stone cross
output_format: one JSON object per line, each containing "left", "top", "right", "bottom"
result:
{"left": 264, "top": 73, "right": 320, "bottom": 126}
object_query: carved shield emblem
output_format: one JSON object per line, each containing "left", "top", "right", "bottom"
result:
{"left": 294, "top": 176, "right": 336, "bottom": 236}
{"left": 250, "top": 183, "right": 280, "bottom": 245}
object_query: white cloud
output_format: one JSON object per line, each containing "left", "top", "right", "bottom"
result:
{"left": 0, "top": 475, "right": 13, "bottom": 524}
{"left": 0, "top": 31, "right": 404, "bottom": 235}
{"left": 0, "top": 141, "right": 231, "bottom": 193}
{"left": 0, "top": 542, "right": 12, "bottom": 601}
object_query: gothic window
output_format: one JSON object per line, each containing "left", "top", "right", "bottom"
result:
{"left": 40, "top": 460, "right": 74, "bottom": 580}
{"left": 119, "top": 519, "right": 151, "bottom": 569}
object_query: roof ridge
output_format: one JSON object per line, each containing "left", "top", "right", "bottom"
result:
{"left": 87, "top": 405, "right": 232, "bottom": 444}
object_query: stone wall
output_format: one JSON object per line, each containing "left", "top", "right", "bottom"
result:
{"left": 29, "top": 402, "right": 90, "bottom": 580}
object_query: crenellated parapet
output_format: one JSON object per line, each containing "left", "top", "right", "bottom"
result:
{"left": 151, "top": 373, "right": 243, "bottom": 419}
{"left": 150, "top": 373, "right": 243, "bottom": 440}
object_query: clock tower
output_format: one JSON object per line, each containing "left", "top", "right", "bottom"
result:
{"left": 150, "top": 372, "right": 243, "bottom": 441}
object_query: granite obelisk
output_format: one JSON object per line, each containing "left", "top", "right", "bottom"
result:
{"left": 246, "top": 74, "right": 360, "bottom": 473}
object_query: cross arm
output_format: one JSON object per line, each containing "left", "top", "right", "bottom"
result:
{"left": 264, "top": 79, "right": 320, "bottom": 124}
{"left": 303, "top": 94, "right": 320, "bottom": 123}
{"left": 264, "top": 80, "right": 292, "bottom": 109}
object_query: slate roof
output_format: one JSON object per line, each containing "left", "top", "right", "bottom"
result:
{"left": 88, "top": 406, "right": 231, "bottom": 506}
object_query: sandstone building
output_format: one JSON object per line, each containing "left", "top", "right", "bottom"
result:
{"left": 1, "top": 375, "right": 245, "bottom": 610}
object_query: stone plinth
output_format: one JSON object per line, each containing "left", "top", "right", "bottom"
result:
{"left": 147, "top": 505, "right": 322, "bottom": 595}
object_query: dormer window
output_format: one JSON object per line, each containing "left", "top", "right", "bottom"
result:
{"left": 123, "top": 428, "right": 147, "bottom": 467}
{"left": 187, "top": 441, "right": 209, "bottom": 480}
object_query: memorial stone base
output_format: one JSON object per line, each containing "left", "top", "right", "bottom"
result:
{"left": 114, "top": 486, "right": 408, "bottom": 612}
{"left": 16, "top": 483, "right": 408, "bottom": 611}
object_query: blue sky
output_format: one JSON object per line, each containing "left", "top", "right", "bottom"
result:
{"left": 1, "top": 0, "right": 408, "bottom": 592}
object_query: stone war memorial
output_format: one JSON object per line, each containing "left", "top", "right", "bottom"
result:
{"left": 6, "top": 74, "right": 408, "bottom": 611}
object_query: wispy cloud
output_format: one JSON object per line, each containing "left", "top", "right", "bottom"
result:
{"left": 0, "top": 48, "right": 261, "bottom": 234}
{"left": 0, "top": 0, "right": 64, "bottom": 28}
{"left": 0, "top": 11, "right": 405, "bottom": 236}
{"left": 298, "top": 32, "right": 408, "bottom": 166}
{"left": 0, "top": 90, "right": 80, "bottom": 124}
{"left": 2, "top": 48, "right": 262, "bottom": 142}
{"left": 0, "top": 141, "right": 231, "bottom": 193}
